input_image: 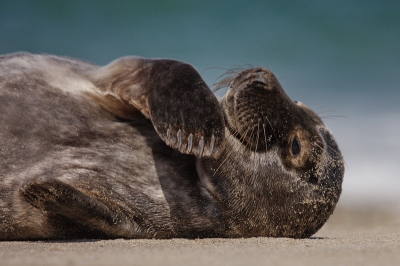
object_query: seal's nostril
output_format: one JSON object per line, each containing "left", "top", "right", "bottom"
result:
{"left": 252, "top": 81, "right": 268, "bottom": 87}
{"left": 251, "top": 72, "right": 269, "bottom": 87}
{"left": 251, "top": 73, "right": 269, "bottom": 87}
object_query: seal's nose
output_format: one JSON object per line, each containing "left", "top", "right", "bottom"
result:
{"left": 249, "top": 70, "right": 271, "bottom": 90}
{"left": 225, "top": 67, "right": 276, "bottom": 108}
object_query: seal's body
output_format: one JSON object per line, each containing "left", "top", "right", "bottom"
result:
{"left": 0, "top": 53, "right": 344, "bottom": 240}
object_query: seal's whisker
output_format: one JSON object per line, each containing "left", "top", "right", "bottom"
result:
{"left": 315, "top": 143, "right": 346, "bottom": 172}
{"left": 212, "top": 68, "right": 245, "bottom": 92}
{"left": 234, "top": 109, "right": 257, "bottom": 131}
{"left": 315, "top": 140, "right": 340, "bottom": 157}
{"left": 213, "top": 125, "right": 251, "bottom": 177}
{"left": 263, "top": 123, "right": 268, "bottom": 152}
{"left": 313, "top": 140, "right": 347, "bottom": 169}
{"left": 213, "top": 126, "right": 242, "bottom": 175}
{"left": 237, "top": 124, "right": 253, "bottom": 151}
{"left": 202, "top": 66, "right": 233, "bottom": 74}
{"left": 248, "top": 123, "right": 257, "bottom": 151}
{"left": 212, "top": 152, "right": 230, "bottom": 177}
{"left": 263, "top": 114, "right": 276, "bottom": 139}
{"left": 213, "top": 76, "right": 235, "bottom": 92}
{"left": 312, "top": 141, "right": 328, "bottom": 158}
{"left": 238, "top": 62, "right": 255, "bottom": 69}
{"left": 313, "top": 141, "right": 334, "bottom": 166}
{"left": 320, "top": 115, "right": 349, "bottom": 120}
{"left": 255, "top": 120, "right": 260, "bottom": 152}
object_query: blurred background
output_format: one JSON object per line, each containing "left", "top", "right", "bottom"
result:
{"left": 1, "top": 0, "right": 399, "bottom": 209}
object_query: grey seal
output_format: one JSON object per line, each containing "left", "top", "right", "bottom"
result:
{"left": 0, "top": 53, "right": 344, "bottom": 240}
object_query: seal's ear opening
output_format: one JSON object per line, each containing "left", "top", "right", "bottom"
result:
{"left": 291, "top": 136, "right": 301, "bottom": 157}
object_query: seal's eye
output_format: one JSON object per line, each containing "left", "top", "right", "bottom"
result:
{"left": 291, "top": 136, "right": 301, "bottom": 157}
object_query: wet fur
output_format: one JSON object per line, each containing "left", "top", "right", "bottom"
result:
{"left": 0, "top": 53, "right": 344, "bottom": 240}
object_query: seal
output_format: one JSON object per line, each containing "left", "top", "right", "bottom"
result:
{"left": 0, "top": 53, "right": 344, "bottom": 240}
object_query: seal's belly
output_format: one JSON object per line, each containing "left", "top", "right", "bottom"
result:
{"left": 0, "top": 57, "right": 177, "bottom": 238}
{"left": 0, "top": 53, "right": 218, "bottom": 240}
{"left": 1, "top": 78, "right": 172, "bottom": 192}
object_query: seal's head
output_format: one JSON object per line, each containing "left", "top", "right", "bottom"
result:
{"left": 198, "top": 68, "right": 344, "bottom": 238}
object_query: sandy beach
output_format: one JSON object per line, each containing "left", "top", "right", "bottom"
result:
{"left": 1, "top": 1, "right": 399, "bottom": 266}
{"left": 1, "top": 203, "right": 399, "bottom": 266}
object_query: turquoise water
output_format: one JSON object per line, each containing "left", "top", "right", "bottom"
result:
{"left": 1, "top": 0, "right": 399, "bottom": 205}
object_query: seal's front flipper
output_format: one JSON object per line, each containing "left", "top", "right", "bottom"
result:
{"left": 89, "top": 57, "right": 225, "bottom": 158}
{"left": 146, "top": 61, "right": 225, "bottom": 157}
{"left": 21, "top": 179, "right": 137, "bottom": 238}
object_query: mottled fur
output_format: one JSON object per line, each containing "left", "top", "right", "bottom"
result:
{"left": 0, "top": 53, "right": 344, "bottom": 240}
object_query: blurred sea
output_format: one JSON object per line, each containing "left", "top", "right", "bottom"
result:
{"left": 1, "top": 0, "right": 399, "bottom": 207}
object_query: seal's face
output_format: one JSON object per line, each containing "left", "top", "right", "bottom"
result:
{"left": 199, "top": 68, "right": 344, "bottom": 238}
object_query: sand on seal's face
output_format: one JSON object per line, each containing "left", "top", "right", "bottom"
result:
{"left": 0, "top": 205, "right": 399, "bottom": 266}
